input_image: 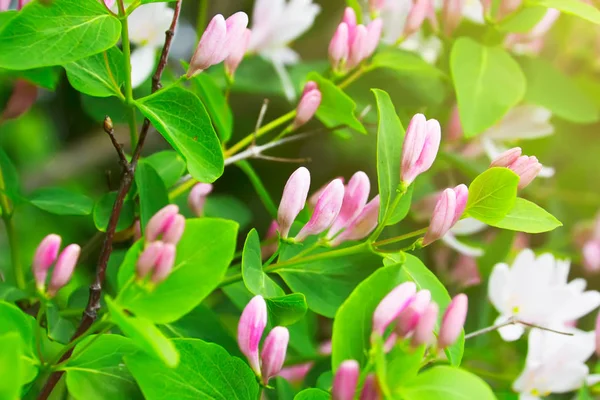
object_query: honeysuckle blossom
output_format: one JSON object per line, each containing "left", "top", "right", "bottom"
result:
{"left": 513, "top": 328, "right": 600, "bottom": 400}
{"left": 248, "top": 0, "right": 320, "bottom": 100}
{"left": 489, "top": 249, "right": 600, "bottom": 341}
{"left": 128, "top": 2, "right": 174, "bottom": 88}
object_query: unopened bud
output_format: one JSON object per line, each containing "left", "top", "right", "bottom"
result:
{"left": 294, "top": 81, "right": 321, "bottom": 128}
{"left": 372, "top": 282, "right": 417, "bottom": 335}
{"left": 401, "top": 113, "right": 441, "bottom": 185}
{"left": 277, "top": 167, "right": 311, "bottom": 238}
{"left": 295, "top": 179, "right": 344, "bottom": 242}
{"left": 404, "top": 0, "right": 430, "bottom": 37}
{"left": 225, "top": 28, "right": 252, "bottom": 77}
{"left": 332, "top": 360, "right": 359, "bottom": 400}
{"left": 103, "top": 116, "right": 114, "bottom": 132}
{"left": 583, "top": 241, "right": 600, "bottom": 273}
{"left": 442, "top": 0, "right": 463, "bottom": 36}
{"left": 359, "top": 374, "right": 381, "bottom": 400}
{"left": 188, "top": 14, "right": 227, "bottom": 77}
{"left": 329, "top": 23, "right": 349, "bottom": 72}
{"left": 238, "top": 295, "right": 268, "bottom": 376}
{"left": 347, "top": 24, "right": 367, "bottom": 70}
{"left": 330, "top": 195, "right": 380, "bottom": 246}
{"left": 328, "top": 171, "right": 370, "bottom": 238}
{"left": 33, "top": 234, "right": 62, "bottom": 291}
{"left": 145, "top": 204, "right": 184, "bottom": 244}
{"left": 48, "top": 244, "right": 81, "bottom": 297}
{"left": 423, "top": 184, "right": 468, "bottom": 246}
{"left": 364, "top": 19, "right": 383, "bottom": 59}
{"left": 438, "top": 294, "right": 468, "bottom": 348}
{"left": 411, "top": 302, "right": 438, "bottom": 347}
{"left": 396, "top": 289, "right": 431, "bottom": 337}
{"left": 151, "top": 243, "right": 176, "bottom": 284}
{"left": 260, "top": 326, "right": 289, "bottom": 384}
{"left": 137, "top": 241, "right": 165, "bottom": 279}
{"left": 188, "top": 183, "right": 213, "bottom": 217}
{"left": 490, "top": 147, "right": 522, "bottom": 168}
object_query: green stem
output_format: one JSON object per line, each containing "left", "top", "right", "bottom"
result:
{"left": 369, "top": 184, "right": 408, "bottom": 241}
{"left": 236, "top": 160, "right": 278, "bottom": 218}
{"left": 52, "top": 324, "right": 112, "bottom": 371}
{"left": 0, "top": 167, "right": 24, "bottom": 289}
{"left": 118, "top": 1, "right": 138, "bottom": 148}
{"left": 35, "top": 303, "right": 47, "bottom": 364}
{"left": 219, "top": 272, "right": 242, "bottom": 288}
{"left": 264, "top": 242, "right": 369, "bottom": 273}
{"left": 196, "top": 0, "right": 209, "bottom": 39}
{"left": 337, "top": 65, "right": 370, "bottom": 89}
{"left": 224, "top": 111, "right": 296, "bottom": 157}
{"left": 372, "top": 227, "right": 428, "bottom": 248}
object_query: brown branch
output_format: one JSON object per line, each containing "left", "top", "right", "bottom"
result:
{"left": 36, "top": 2, "right": 182, "bottom": 399}
{"left": 103, "top": 116, "right": 129, "bottom": 168}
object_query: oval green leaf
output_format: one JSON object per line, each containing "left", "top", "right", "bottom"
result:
{"left": 465, "top": 167, "right": 519, "bottom": 224}
{"left": 28, "top": 187, "right": 94, "bottom": 216}
{"left": 135, "top": 161, "right": 169, "bottom": 231}
{"left": 93, "top": 192, "right": 135, "bottom": 233}
{"left": 242, "top": 229, "right": 284, "bottom": 298}
{"left": 144, "top": 150, "right": 187, "bottom": 188}
{"left": 64, "top": 47, "right": 125, "bottom": 98}
{"left": 488, "top": 197, "right": 562, "bottom": 233}
{"left": 530, "top": 0, "right": 600, "bottom": 24}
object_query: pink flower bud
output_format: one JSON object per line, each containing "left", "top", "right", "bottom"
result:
{"left": 442, "top": 0, "right": 464, "bottom": 36}
{"left": 318, "top": 339, "right": 332, "bottom": 355}
{"left": 188, "top": 14, "right": 228, "bottom": 77}
{"left": 328, "top": 171, "right": 370, "bottom": 238}
{"left": 510, "top": 156, "right": 543, "bottom": 189}
{"left": 372, "top": 282, "right": 417, "bottom": 335}
{"left": 438, "top": 294, "right": 468, "bottom": 348}
{"left": 359, "top": 374, "right": 381, "bottom": 400}
{"left": 188, "top": 183, "right": 213, "bottom": 217}
{"left": 225, "top": 28, "right": 251, "bottom": 77}
{"left": 238, "top": 295, "right": 268, "bottom": 376}
{"left": 401, "top": 114, "right": 441, "bottom": 185}
{"left": 162, "top": 214, "right": 185, "bottom": 244}
{"left": 260, "top": 326, "right": 289, "bottom": 384}
{"left": 423, "top": 184, "right": 468, "bottom": 246}
{"left": 295, "top": 179, "right": 344, "bottom": 242}
{"left": 595, "top": 312, "right": 600, "bottom": 356}
{"left": 411, "top": 302, "right": 438, "bottom": 347}
{"left": 329, "top": 23, "right": 349, "bottom": 72}
{"left": 332, "top": 360, "right": 359, "bottom": 400}
{"left": 151, "top": 243, "right": 176, "bottom": 284}
{"left": 33, "top": 234, "right": 62, "bottom": 291}
{"left": 145, "top": 204, "right": 180, "bottom": 243}
{"left": 396, "top": 289, "right": 431, "bottom": 337}
{"left": 451, "top": 255, "right": 481, "bottom": 288}
{"left": 277, "top": 167, "right": 311, "bottom": 239}
{"left": 342, "top": 7, "right": 358, "bottom": 42}
{"left": 330, "top": 195, "right": 380, "bottom": 246}
{"left": 583, "top": 241, "right": 600, "bottom": 273}
{"left": 48, "top": 244, "right": 81, "bottom": 297}
{"left": 364, "top": 19, "right": 383, "bottom": 59}
{"left": 278, "top": 363, "right": 313, "bottom": 383}
{"left": 1, "top": 80, "right": 38, "bottom": 121}
{"left": 309, "top": 177, "right": 345, "bottom": 209}
{"left": 405, "top": 0, "right": 430, "bottom": 37}
{"left": 103, "top": 0, "right": 116, "bottom": 8}
{"left": 294, "top": 81, "right": 322, "bottom": 128}
{"left": 137, "top": 241, "right": 165, "bottom": 279}
{"left": 481, "top": 0, "right": 492, "bottom": 16}
{"left": 347, "top": 25, "right": 367, "bottom": 70}
{"left": 490, "top": 147, "right": 522, "bottom": 168}
{"left": 0, "top": 0, "right": 10, "bottom": 11}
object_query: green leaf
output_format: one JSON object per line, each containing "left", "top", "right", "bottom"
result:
{"left": 0, "top": 148, "right": 20, "bottom": 201}
{"left": 0, "top": 301, "right": 39, "bottom": 384}
{"left": 307, "top": 72, "right": 366, "bottom": 133}
{"left": 135, "top": 86, "right": 224, "bottom": 183}
{"left": 135, "top": 161, "right": 169, "bottom": 231}
{"left": 117, "top": 218, "right": 238, "bottom": 324}
{"left": 105, "top": 296, "right": 179, "bottom": 367}
{"left": 204, "top": 195, "right": 253, "bottom": 230}
{"left": 275, "top": 246, "right": 383, "bottom": 318}
{"left": 93, "top": 192, "right": 135, "bottom": 232}
{"left": 450, "top": 38, "right": 526, "bottom": 137}
{"left": 530, "top": 0, "right": 600, "bottom": 24}
{"left": 125, "top": 339, "right": 259, "bottom": 400}
{"left": 372, "top": 89, "right": 403, "bottom": 225}
{"left": 144, "top": 150, "right": 186, "bottom": 188}
{"left": 189, "top": 71, "right": 233, "bottom": 143}
{"left": 488, "top": 197, "right": 562, "bottom": 233}
{"left": 398, "top": 366, "right": 496, "bottom": 400}
{"left": 0, "top": 0, "right": 121, "bottom": 70}
{"left": 64, "top": 47, "right": 125, "bottom": 98}
{"left": 294, "top": 388, "right": 330, "bottom": 400}
{"left": 63, "top": 334, "right": 142, "bottom": 400}
{"left": 242, "top": 229, "right": 284, "bottom": 297}
{"left": 140, "top": 0, "right": 179, "bottom": 3}
{"left": 266, "top": 294, "right": 308, "bottom": 326}
{"left": 521, "top": 57, "right": 599, "bottom": 123}
{"left": 498, "top": 6, "right": 547, "bottom": 33}
{"left": 6, "top": 66, "right": 62, "bottom": 90}
{"left": 0, "top": 332, "right": 24, "bottom": 400}
{"left": 28, "top": 187, "right": 94, "bottom": 216}
{"left": 386, "top": 344, "right": 426, "bottom": 393}
{"left": 465, "top": 167, "right": 519, "bottom": 224}
{"left": 46, "top": 303, "right": 75, "bottom": 344}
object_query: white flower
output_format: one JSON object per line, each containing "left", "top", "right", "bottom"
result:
{"left": 248, "top": 0, "right": 320, "bottom": 101}
{"left": 489, "top": 249, "right": 600, "bottom": 341}
{"left": 480, "top": 104, "right": 556, "bottom": 178}
{"left": 441, "top": 218, "right": 487, "bottom": 257}
{"left": 128, "top": 3, "right": 174, "bottom": 88}
{"left": 513, "top": 328, "right": 600, "bottom": 399}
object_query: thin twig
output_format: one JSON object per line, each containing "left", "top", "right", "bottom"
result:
{"left": 224, "top": 131, "right": 316, "bottom": 165}
{"left": 103, "top": 116, "right": 128, "bottom": 168}
{"left": 36, "top": 2, "right": 182, "bottom": 399}
{"left": 464, "top": 317, "right": 573, "bottom": 340}
{"left": 252, "top": 99, "right": 269, "bottom": 147}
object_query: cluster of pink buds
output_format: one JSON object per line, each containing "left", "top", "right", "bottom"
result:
{"left": 277, "top": 168, "right": 380, "bottom": 245}
{"left": 328, "top": 8, "right": 382, "bottom": 74}
{"left": 136, "top": 204, "right": 185, "bottom": 284}
{"left": 373, "top": 282, "right": 468, "bottom": 349}
{"left": 401, "top": 113, "right": 442, "bottom": 186}
{"left": 332, "top": 360, "right": 378, "bottom": 400}
{"left": 423, "top": 184, "right": 468, "bottom": 246}
{"left": 188, "top": 182, "right": 213, "bottom": 217}
{"left": 187, "top": 12, "right": 251, "bottom": 78}
{"left": 238, "top": 295, "right": 289, "bottom": 384}
{"left": 490, "top": 147, "right": 543, "bottom": 189}
{"left": 33, "top": 234, "right": 81, "bottom": 297}
{"left": 294, "top": 81, "right": 322, "bottom": 129}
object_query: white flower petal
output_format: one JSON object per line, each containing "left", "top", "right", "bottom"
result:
{"left": 489, "top": 264, "right": 510, "bottom": 313}
{"left": 586, "top": 374, "right": 600, "bottom": 386}
{"left": 130, "top": 46, "right": 157, "bottom": 89}
{"left": 538, "top": 165, "right": 555, "bottom": 178}
{"left": 272, "top": 59, "right": 297, "bottom": 102}
{"left": 450, "top": 218, "right": 488, "bottom": 235}
{"left": 498, "top": 321, "right": 525, "bottom": 341}
{"left": 546, "top": 363, "right": 588, "bottom": 393}
{"left": 441, "top": 233, "right": 484, "bottom": 257}
{"left": 556, "top": 290, "right": 600, "bottom": 321}
{"left": 483, "top": 105, "right": 554, "bottom": 141}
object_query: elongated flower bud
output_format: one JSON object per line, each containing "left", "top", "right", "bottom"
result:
{"left": 162, "top": 214, "right": 185, "bottom": 244}
{"left": 0, "top": 0, "right": 10, "bottom": 11}
{"left": 490, "top": 147, "right": 522, "bottom": 168}
{"left": 396, "top": 289, "right": 431, "bottom": 337}
{"left": 188, "top": 183, "right": 213, "bottom": 217}
{"left": 438, "top": 294, "right": 468, "bottom": 348}
{"left": 137, "top": 241, "right": 165, "bottom": 279}
{"left": 151, "top": 243, "right": 176, "bottom": 284}
{"left": 347, "top": 24, "right": 367, "bottom": 70}
{"left": 2, "top": 80, "right": 38, "bottom": 121}
{"left": 260, "top": 326, "right": 289, "bottom": 384}
{"left": 423, "top": 184, "right": 468, "bottom": 246}
{"left": 359, "top": 374, "right": 381, "bottom": 400}
{"left": 442, "top": 0, "right": 464, "bottom": 36}
{"left": 277, "top": 167, "right": 311, "bottom": 238}
{"left": 328, "top": 171, "right": 370, "bottom": 238}
{"left": 329, "top": 23, "right": 349, "bottom": 72}
{"left": 188, "top": 14, "right": 228, "bottom": 76}
{"left": 330, "top": 195, "right": 380, "bottom": 246}
{"left": 498, "top": 0, "right": 522, "bottom": 19}
{"left": 220, "top": 12, "right": 250, "bottom": 61}
{"left": 238, "top": 295, "right": 268, "bottom": 376}
{"left": 48, "top": 244, "right": 81, "bottom": 297}
{"left": 411, "top": 302, "right": 438, "bottom": 347}
{"left": 225, "top": 28, "right": 251, "bottom": 77}
{"left": 33, "top": 234, "right": 62, "bottom": 291}
{"left": 295, "top": 179, "right": 344, "bottom": 242}
{"left": 364, "top": 19, "right": 383, "bottom": 59}
{"left": 510, "top": 156, "right": 543, "bottom": 189}
{"left": 401, "top": 114, "right": 441, "bottom": 185}
{"left": 309, "top": 177, "right": 345, "bottom": 209}
{"left": 372, "top": 282, "right": 417, "bottom": 335}
{"left": 294, "top": 81, "right": 321, "bottom": 128}
{"left": 583, "top": 241, "right": 600, "bottom": 272}
{"left": 145, "top": 204, "right": 179, "bottom": 241}
{"left": 342, "top": 7, "right": 357, "bottom": 41}
{"left": 404, "top": 0, "right": 430, "bottom": 37}
{"left": 332, "top": 360, "right": 359, "bottom": 400}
